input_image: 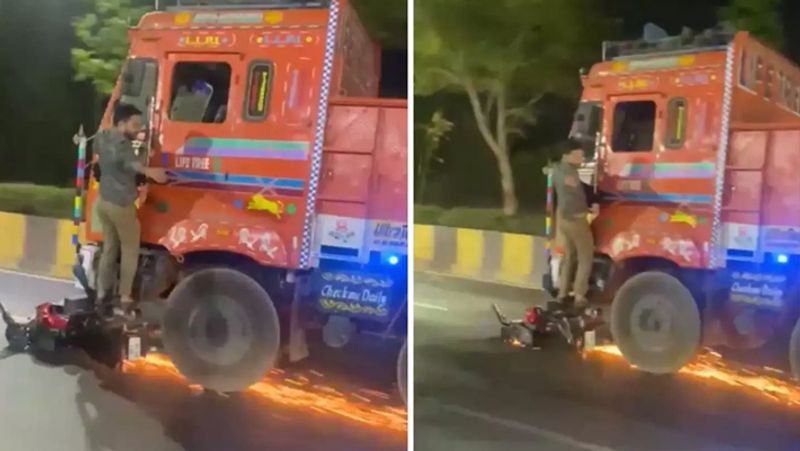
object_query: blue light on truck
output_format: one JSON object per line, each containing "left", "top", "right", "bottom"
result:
{"left": 777, "top": 254, "right": 789, "bottom": 264}
{"left": 387, "top": 255, "right": 400, "bottom": 266}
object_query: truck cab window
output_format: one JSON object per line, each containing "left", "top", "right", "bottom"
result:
{"left": 611, "top": 100, "right": 656, "bottom": 152}
{"left": 169, "top": 62, "right": 231, "bottom": 123}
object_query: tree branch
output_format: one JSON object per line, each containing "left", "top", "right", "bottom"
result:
{"left": 428, "top": 67, "right": 461, "bottom": 85}
{"left": 465, "top": 79, "right": 501, "bottom": 155}
{"left": 483, "top": 91, "right": 496, "bottom": 120}
{"left": 497, "top": 83, "right": 507, "bottom": 153}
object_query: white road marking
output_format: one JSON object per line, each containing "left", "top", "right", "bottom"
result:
{"left": 439, "top": 402, "right": 617, "bottom": 451}
{"left": 415, "top": 302, "right": 449, "bottom": 312}
{"left": 0, "top": 268, "right": 72, "bottom": 284}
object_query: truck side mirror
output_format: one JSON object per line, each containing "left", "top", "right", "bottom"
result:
{"left": 122, "top": 59, "right": 147, "bottom": 97}
{"left": 570, "top": 103, "right": 603, "bottom": 143}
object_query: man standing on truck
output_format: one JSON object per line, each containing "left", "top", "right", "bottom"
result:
{"left": 94, "top": 104, "right": 167, "bottom": 314}
{"left": 552, "top": 141, "right": 598, "bottom": 309}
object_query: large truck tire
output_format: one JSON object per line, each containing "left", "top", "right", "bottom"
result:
{"left": 610, "top": 271, "right": 701, "bottom": 374}
{"left": 397, "top": 340, "right": 407, "bottom": 405}
{"left": 162, "top": 267, "right": 280, "bottom": 392}
{"left": 789, "top": 316, "right": 800, "bottom": 381}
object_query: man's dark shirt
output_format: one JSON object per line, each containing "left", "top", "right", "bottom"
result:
{"left": 552, "top": 160, "right": 589, "bottom": 218}
{"left": 95, "top": 129, "right": 142, "bottom": 207}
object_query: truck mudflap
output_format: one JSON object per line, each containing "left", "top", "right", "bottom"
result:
{"left": 492, "top": 302, "right": 604, "bottom": 351}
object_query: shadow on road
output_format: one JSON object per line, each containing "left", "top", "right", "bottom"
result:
{"left": 416, "top": 330, "right": 800, "bottom": 451}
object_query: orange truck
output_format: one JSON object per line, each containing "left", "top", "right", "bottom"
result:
{"left": 545, "top": 25, "right": 800, "bottom": 379}
{"left": 76, "top": 0, "right": 408, "bottom": 400}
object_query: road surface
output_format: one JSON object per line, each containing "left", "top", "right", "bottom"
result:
{"left": 414, "top": 273, "right": 800, "bottom": 451}
{"left": 0, "top": 269, "right": 406, "bottom": 451}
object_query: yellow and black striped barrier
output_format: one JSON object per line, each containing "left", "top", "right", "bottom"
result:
{"left": 414, "top": 224, "right": 548, "bottom": 289}
{"left": 1, "top": 214, "right": 550, "bottom": 288}
{"left": 0, "top": 212, "right": 83, "bottom": 279}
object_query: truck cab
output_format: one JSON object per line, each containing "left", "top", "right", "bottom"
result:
{"left": 79, "top": 0, "right": 408, "bottom": 399}
{"left": 547, "top": 25, "right": 800, "bottom": 380}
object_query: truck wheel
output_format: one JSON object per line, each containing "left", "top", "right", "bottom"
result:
{"left": 789, "top": 316, "right": 800, "bottom": 381}
{"left": 162, "top": 267, "right": 280, "bottom": 392}
{"left": 397, "top": 340, "right": 407, "bottom": 405}
{"left": 610, "top": 271, "right": 701, "bottom": 374}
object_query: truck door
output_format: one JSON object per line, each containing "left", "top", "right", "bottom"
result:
{"left": 151, "top": 48, "right": 326, "bottom": 269}
{"left": 603, "top": 94, "right": 666, "bottom": 192}
{"left": 602, "top": 88, "right": 721, "bottom": 242}
{"left": 159, "top": 52, "right": 243, "bottom": 168}
{"left": 604, "top": 92, "right": 713, "bottom": 196}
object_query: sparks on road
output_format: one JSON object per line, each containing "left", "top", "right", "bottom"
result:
{"left": 587, "top": 345, "right": 800, "bottom": 408}
{"left": 123, "top": 353, "right": 407, "bottom": 433}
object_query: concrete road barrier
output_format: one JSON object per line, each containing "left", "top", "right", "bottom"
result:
{"left": 0, "top": 212, "right": 78, "bottom": 279}
{"left": 0, "top": 214, "right": 549, "bottom": 288}
{"left": 414, "top": 224, "right": 548, "bottom": 289}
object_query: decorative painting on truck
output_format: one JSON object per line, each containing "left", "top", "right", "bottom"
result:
{"left": 368, "top": 221, "right": 407, "bottom": 253}
{"left": 316, "top": 214, "right": 366, "bottom": 250}
{"left": 738, "top": 38, "right": 800, "bottom": 117}
{"left": 723, "top": 223, "right": 759, "bottom": 252}
{"left": 763, "top": 226, "right": 800, "bottom": 253}
{"left": 314, "top": 270, "right": 400, "bottom": 321}
{"left": 170, "top": 0, "right": 331, "bottom": 10}
{"left": 728, "top": 269, "right": 787, "bottom": 310}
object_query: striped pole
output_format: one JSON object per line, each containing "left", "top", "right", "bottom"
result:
{"left": 73, "top": 126, "right": 87, "bottom": 253}
{"left": 545, "top": 165, "right": 554, "bottom": 260}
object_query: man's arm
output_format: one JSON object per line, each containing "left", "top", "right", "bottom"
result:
{"left": 118, "top": 141, "right": 145, "bottom": 174}
{"left": 118, "top": 140, "right": 168, "bottom": 183}
{"left": 582, "top": 181, "right": 597, "bottom": 204}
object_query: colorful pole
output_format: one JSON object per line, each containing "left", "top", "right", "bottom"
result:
{"left": 545, "top": 165, "right": 554, "bottom": 260}
{"left": 73, "top": 125, "right": 87, "bottom": 254}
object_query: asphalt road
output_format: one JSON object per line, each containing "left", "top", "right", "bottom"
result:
{"left": 0, "top": 269, "right": 406, "bottom": 451}
{"left": 414, "top": 273, "right": 800, "bottom": 451}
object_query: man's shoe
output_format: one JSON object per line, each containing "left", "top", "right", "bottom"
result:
{"left": 572, "top": 296, "right": 590, "bottom": 316}
{"left": 548, "top": 296, "right": 576, "bottom": 313}
{"left": 96, "top": 297, "right": 115, "bottom": 319}
{"left": 108, "top": 298, "right": 138, "bottom": 319}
